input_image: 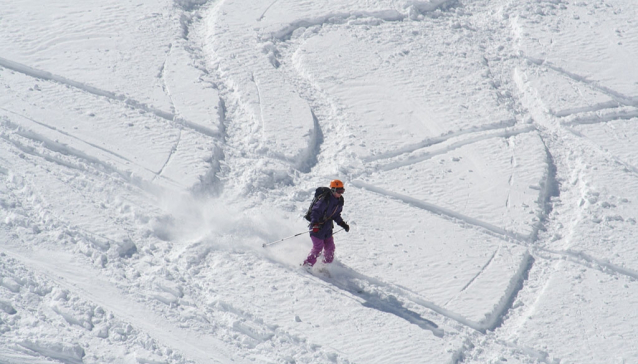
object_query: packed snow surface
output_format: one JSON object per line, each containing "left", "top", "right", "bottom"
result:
{"left": 1, "top": 0, "right": 637, "bottom": 363}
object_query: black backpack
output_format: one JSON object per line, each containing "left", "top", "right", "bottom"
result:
{"left": 304, "top": 187, "right": 344, "bottom": 222}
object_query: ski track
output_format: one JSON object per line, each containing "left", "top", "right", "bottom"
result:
{"left": 0, "top": 56, "right": 221, "bottom": 139}
{"left": 523, "top": 55, "right": 638, "bottom": 128}
{"left": 303, "top": 264, "right": 446, "bottom": 337}
{"left": 373, "top": 124, "right": 537, "bottom": 172}
{"left": 0, "top": 117, "right": 181, "bottom": 191}
{"left": 352, "top": 180, "right": 530, "bottom": 242}
{"left": 362, "top": 118, "right": 517, "bottom": 163}
{"left": 460, "top": 247, "right": 499, "bottom": 293}
{"left": 154, "top": 129, "right": 183, "bottom": 182}
{"left": 541, "top": 247, "right": 638, "bottom": 280}
{"left": 412, "top": 255, "right": 534, "bottom": 333}
{"left": 256, "top": 0, "right": 281, "bottom": 22}
{"left": 0, "top": 107, "right": 134, "bottom": 164}
{"left": 553, "top": 100, "right": 621, "bottom": 118}
{"left": 562, "top": 108, "right": 638, "bottom": 126}
{"left": 316, "top": 258, "right": 535, "bottom": 335}
{"left": 525, "top": 56, "right": 638, "bottom": 107}
{"left": 1, "top": 127, "right": 133, "bottom": 184}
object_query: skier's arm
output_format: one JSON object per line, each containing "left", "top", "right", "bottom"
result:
{"left": 333, "top": 206, "right": 349, "bottom": 232}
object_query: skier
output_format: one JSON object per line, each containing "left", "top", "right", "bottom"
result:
{"left": 303, "top": 179, "right": 350, "bottom": 267}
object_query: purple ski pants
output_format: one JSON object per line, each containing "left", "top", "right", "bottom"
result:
{"left": 303, "top": 236, "right": 335, "bottom": 266}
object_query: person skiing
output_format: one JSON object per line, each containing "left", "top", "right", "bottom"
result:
{"left": 303, "top": 179, "right": 350, "bottom": 267}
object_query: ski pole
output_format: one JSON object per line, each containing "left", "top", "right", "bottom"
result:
{"left": 263, "top": 230, "right": 311, "bottom": 248}
{"left": 262, "top": 228, "right": 347, "bottom": 248}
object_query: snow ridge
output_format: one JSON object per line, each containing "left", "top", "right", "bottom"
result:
{"left": 291, "top": 110, "right": 324, "bottom": 173}
{"left": 18, "top": 341, "right": 85, "bottom": 364}
{"left": 269, "top": 0, "right": 456, "bottom": 40}
{"left": 481, "top": 253, "right": 534, "bottom": 331}
{"left": 529, "top": 141, "right": 560, "bottom": 242}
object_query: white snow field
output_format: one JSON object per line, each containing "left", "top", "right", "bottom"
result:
{"left": 1, "top": 0, "right": 637, "bottom": 362}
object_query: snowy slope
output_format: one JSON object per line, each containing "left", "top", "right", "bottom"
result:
{"left": 1, "top": 0, "right": 638, "bottom": 363}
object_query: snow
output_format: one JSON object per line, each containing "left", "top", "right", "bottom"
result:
{"left": 1, "top": 0, "right": 637, "bottom": 363}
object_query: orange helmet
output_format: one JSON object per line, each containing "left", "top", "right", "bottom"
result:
{"left": 330, "top": 179, "right": 345, "bottom": 193}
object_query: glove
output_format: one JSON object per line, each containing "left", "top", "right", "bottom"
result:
{"left": 338, "top": 221, "right": 350, "bottom": 232}
{"left": 312, "top": 224, "right": 320, "bottom": 233}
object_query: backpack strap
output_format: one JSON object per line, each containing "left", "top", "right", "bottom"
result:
{"left": 325, "top": 205, "right": 339, "bottom": 221}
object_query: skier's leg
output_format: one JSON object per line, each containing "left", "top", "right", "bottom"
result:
{"left": 322, "top": 236, "right": 335, "bottom": 264}
{"left": 303, "top": 236, "right": 325, "bottom": 266}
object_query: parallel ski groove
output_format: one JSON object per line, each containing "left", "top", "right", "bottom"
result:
{"left": 0, "top": 56, "right": 221, "bottom": 139}
{"left": 374, "top": 125, "right": 536, "bottom": 172}
{"left": 352, "top": 180, "right": 529, "bottom": 242}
